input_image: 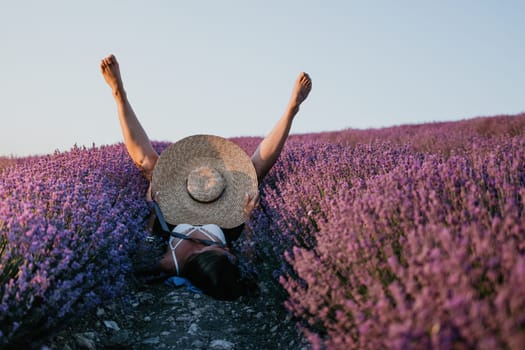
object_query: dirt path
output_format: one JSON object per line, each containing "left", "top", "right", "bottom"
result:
{"left": 44, "top": 279, "right": 309, "bottom": 350}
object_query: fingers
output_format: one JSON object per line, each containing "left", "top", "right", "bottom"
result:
{"left": 296, "top": 72, "right": 313, "bottom": 99}
{"left": 242, "top": 193, "right": 250, "bottom": 218}
{"left": 243, "top": 193, "right": 250, "bottom": 208}
{"left": 299, "top": 71, "right": 311, "bottom": 82}
{"left": 151, "top": 191, "right": 161, "bottom": 202}
{"left": 100, "top": 54, "right": 117, "bottom": 69}
{"left": 244, "top": 192, "right": 259, "bottom": 205}
{"left": 301, "top": 72, "right": 312, "bottom": 88}
{"left": 243, "top": 192, "right": 260, "bottom": 219}
{"left": 251, "top": 192, "right": 260, "bottom": 207}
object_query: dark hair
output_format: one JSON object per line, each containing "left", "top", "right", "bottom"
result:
{"left": 183, "top": 250, "right": 257, "bottom": 300}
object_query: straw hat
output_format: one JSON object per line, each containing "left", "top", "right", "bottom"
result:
{"left": 151, "top": 134, "right": 258, "bottom": 229}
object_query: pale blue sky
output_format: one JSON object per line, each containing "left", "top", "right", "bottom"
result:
{"left": 1, "top": 1, "right": 524, "bottom": 156}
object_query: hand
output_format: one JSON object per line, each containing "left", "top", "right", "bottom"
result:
{"left": 242, "top": 192, "right": 260, "bottom": 220}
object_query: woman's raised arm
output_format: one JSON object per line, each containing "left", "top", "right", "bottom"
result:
{"left": 101, "top": 54, "right": 159, "bottom": 181}
{"left": 251, "top": 72, "right": 312, "bottom": 182}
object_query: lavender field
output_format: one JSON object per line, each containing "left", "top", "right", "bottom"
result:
{"left": 1, "top": 114, "right": 525, "bottom": 349}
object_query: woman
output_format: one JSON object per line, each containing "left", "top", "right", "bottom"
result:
{"left": 100, "top": 54, "right": 312, "bottom": 300}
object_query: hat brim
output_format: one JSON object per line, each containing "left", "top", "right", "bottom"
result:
{"left": 151, "top": 135, "right": 258, "bottom": 229}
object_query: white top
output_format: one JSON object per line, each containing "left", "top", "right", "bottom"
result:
{"left": 168, "top": 224, "right": 227, "bottom": 275}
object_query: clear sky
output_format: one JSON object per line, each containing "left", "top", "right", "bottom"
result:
{"left": 1, "top": 1, "right": 524, "bottom": 156}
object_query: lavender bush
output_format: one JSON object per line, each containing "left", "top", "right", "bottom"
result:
{"left": 249, "top": 114, "right": 525, "bottom": 349}
{"left": 1, "top": 113, "right": 524, "bottom": 349}
{"left": 0, "top": 144, "right": 151, "bottom": 346}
